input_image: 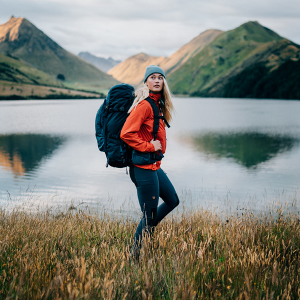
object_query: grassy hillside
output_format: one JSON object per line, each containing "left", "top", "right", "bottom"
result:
{"left": 0, "top": 53, "right": 62, "bottom": 86}
{"left": 0, "top": 17, "right": 118, "bottom": 89}
{"left": 220, "top": 60, "right": 300, "bottom": 100}
{"left": 168, "top": 21, "right": 283, "bottom": 95}
{"left": 204, "top": 40, "right": 300, "bottom": 99}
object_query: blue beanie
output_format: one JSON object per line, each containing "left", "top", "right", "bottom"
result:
{"left": 144, "top": 65, "right": 165, "bottom": 83}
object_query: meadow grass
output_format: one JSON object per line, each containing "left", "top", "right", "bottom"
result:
{"left": 0, "top": 204, "right": 299, "bottom": 299}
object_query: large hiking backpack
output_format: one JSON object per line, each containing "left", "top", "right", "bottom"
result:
{"left": 95, "top": 83, "right": 170, "bottom": 168}
{"left": 95, "top": 84, "right": 135, "bottom": 168}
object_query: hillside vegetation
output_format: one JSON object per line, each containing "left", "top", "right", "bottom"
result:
{"left": 0, "top": 53, "right": 62, "bottom": 87}
{"left": 208, "top": 40, "right": 300, "bottom": 99}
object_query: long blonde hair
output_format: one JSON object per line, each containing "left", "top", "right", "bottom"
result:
{"left": 128, "top": 78, "right": 175, "bottom": 125}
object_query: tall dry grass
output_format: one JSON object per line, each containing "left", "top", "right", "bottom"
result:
{"left": 0, "top": 205, "right": 299, "bottom": 299}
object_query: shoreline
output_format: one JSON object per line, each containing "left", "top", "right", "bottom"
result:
{"left": 0, "top": 80, "right": 106, "bottom": 100}
{"left": 0, "top": 94, "right": 103, "bottom": 101}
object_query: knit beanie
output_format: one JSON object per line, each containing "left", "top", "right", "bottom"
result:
{"left": 144, "top": 65, "right": 165, "bottom": 83}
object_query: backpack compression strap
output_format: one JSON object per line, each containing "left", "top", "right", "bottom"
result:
{"left": 145, "top": 97, "right": 170, "bottom": 140}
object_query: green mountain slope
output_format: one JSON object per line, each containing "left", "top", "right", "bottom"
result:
{"left": 0, "top": 53, "right": 62, "bottom": 86}
{"left": 168, "top": 21, "right": 283, "bottom": 95}
{"left": 0, "top": 17, "right": 118, "bottom": 89}
{"left": 205, "top": 39, "right": 300, "bottom": 99}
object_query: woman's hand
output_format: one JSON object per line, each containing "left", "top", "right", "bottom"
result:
{"left": 150, "top": 139, "right": 162, "bottom": 151}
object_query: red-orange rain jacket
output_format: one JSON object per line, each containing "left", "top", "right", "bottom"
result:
{"left": 120, "top": 93, "right": 166, "bottom": 171}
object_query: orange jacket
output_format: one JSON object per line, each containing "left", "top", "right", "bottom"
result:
{"left": 120, "top": 95, "right": 166, "bottom": 171}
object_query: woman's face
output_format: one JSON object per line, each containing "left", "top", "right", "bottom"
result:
{"left": 146, "top": 73, "right": 164, "bottom": 93}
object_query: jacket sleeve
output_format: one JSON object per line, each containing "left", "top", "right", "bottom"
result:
{"left": 120, "top": 101, "right": 155, "bottom": 152}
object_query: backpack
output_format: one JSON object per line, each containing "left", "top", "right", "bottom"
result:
{"left": 95, "top": 83, "right": 135, "bottom": 168}
{"left": 95, "top": 83, "right": 170, "bottom": 169}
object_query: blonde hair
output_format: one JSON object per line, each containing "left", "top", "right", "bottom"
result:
{"left": 128, "top": 78, "right": 175, "bottom": 125}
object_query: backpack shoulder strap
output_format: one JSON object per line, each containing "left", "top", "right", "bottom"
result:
{"left": 145, "top": 97, "right": 171, "bottom": 139}
{"left": 145, "top": 97, "right": 160, "bottom": 140}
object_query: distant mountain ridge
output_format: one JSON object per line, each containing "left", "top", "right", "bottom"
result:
{"left": 108, "top": 29, "right": 223, "bottom": 86}
{"left": 0, "top": 17, "right": 118, "bottom": 89}
{"left": 78, "top": 52, "right": 121, "bottom": 73}
{"left": 108, "top": 52, "right": 166, "bottom": 86}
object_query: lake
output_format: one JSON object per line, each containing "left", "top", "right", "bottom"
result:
{"left": 0, "top": 98, "right": 299, "bottom": 214}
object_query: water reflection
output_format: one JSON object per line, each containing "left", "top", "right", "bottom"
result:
{"left": 0, "top": 134, "right": 66, "bottom": 176}
{"left": 191, "top": 132, "right": 298, "bottom": 168}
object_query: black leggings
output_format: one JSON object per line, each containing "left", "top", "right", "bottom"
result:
{"left": 129, "top": 165, "right": 179, "bottom": 249}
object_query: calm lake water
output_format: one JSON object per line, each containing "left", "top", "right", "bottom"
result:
{"left": 0, "top": 98, "right": 299, "bottom": 214}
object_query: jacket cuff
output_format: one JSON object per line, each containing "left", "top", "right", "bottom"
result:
{"left": 147, "top": 142, "right": 155, "bottom": 152}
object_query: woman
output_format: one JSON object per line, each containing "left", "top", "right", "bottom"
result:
{"left": 120, "top": 65, "right": 180, "bottom": 259}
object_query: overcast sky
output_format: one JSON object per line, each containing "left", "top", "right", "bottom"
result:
{"left": 1, "top": 0, "right": 300, "bottom": 61}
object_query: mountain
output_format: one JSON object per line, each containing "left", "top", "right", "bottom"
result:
{"left": 78, "top": 52, "right": 121, "bottom": 73}
{"left": 108, "top": 29, "right": 222, "bottom": 86}
{"left": 108, "top": 52, "right": 165, "bottom": 86}
{"left": 0, "top": 17, "right": 118, "bottom": 89}
{"left": 167, "top": 21, "right": 284, "bottom": 95}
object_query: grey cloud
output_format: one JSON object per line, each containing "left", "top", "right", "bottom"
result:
{"left": 1, "top": 0, "right": 300, "bottom": 60}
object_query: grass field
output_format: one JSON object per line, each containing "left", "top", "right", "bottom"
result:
{"left": 0, "top": 81, "right": 104, "bottom": 100}
{"left": 0, "top": 203, "right": 299, "bottom": 299}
